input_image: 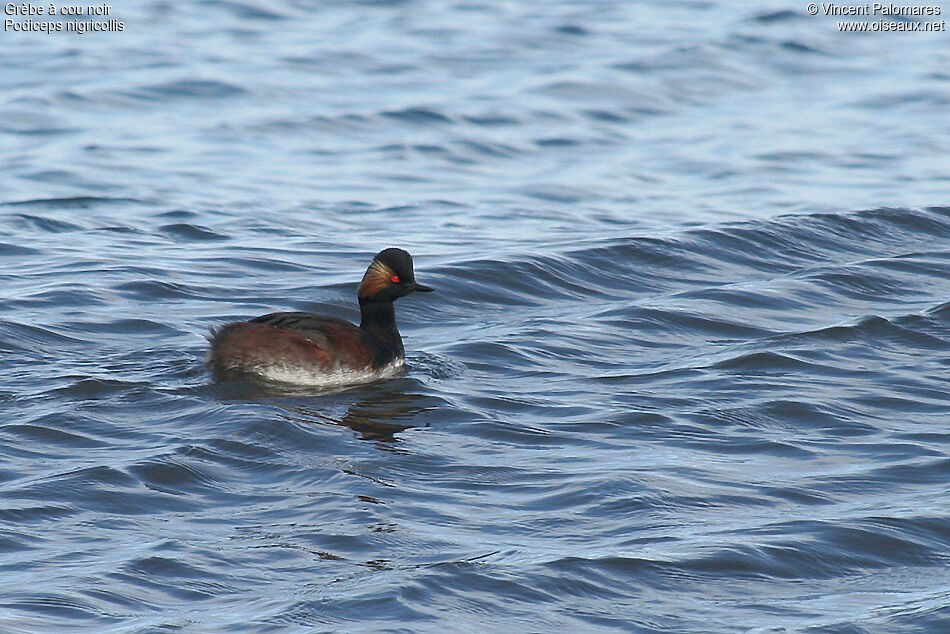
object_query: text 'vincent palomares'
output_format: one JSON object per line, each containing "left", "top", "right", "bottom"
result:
{"left": 819, "top": 3, "right": 941, "bottom": 15}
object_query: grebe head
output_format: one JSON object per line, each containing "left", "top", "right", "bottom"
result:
{"left": 358, "top": 248, "right": 433, "bottom": 305}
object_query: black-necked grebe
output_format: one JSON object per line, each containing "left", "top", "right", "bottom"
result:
{"left": 208, "top": 248, "right": 433, "bottom": 385}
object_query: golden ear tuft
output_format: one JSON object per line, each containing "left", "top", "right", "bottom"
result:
{"left": 358, "top": 259, "right": 396, "bottom": 298}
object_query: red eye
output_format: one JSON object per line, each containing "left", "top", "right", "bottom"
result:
{"left": 391, "top": 275, "right": 400, "bottom": 283}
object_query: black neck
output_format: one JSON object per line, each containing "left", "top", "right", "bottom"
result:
{"left": 359, "top": 301, "right": 404, "bottom": 360}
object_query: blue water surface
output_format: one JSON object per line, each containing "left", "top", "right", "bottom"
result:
{"left": 2, "top": 0, "right": 950, "bottom": 631}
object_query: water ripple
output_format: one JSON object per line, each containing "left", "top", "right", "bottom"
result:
{"left": 2, "top": 0, "right": 950, "bottom": 629}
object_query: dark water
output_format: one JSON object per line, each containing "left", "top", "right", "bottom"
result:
{"left": 3, "top": 0, "right": 950, "bottom": 631}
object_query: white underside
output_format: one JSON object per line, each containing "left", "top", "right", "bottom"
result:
{"left": 249, "top": 358, "right": 406, "bottom": 387}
